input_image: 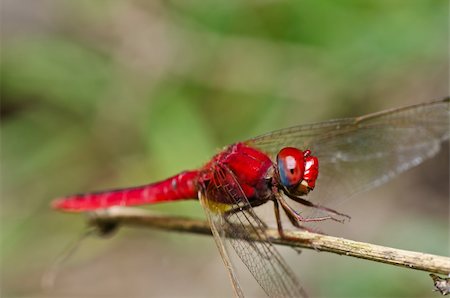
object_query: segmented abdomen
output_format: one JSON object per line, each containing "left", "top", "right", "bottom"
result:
{"left": 52, "top": 170, "right": 199, "bottom": 212}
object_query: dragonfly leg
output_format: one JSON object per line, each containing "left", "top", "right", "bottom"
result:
{"left": 278, "top": 194, "right": 345, "bottom": 225}
{"left": 222, "top": 200, "right": 266, "bottom": 217}
{"left": 273, "top": 198, "right": 324, "bottom": 254}
{"left": 273, "top": 198, "right": 288, "bottom": 238}
{"left": 223, "top": 200, "right": 269, "bottom": 228}
{"left": 273, "top": 198, "right": 318, "bottom": 239}
{"left": 277, "top": 197, "right": 328, "bottom": 234}
{"left": 285, "top": 193, "right": 351, "bottom": 222}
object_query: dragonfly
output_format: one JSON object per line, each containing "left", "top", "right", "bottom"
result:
{"left": 52, "top": 99, "right": 449, "bottom": 297}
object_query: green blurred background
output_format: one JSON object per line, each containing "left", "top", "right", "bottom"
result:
{"left": 1, "top": 1, "right": 449, "bottom": 297}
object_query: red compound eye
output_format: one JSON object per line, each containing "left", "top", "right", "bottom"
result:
{"left": 303, "top": 150, "right": 319, "bottom": 189}
{"left": 276, "top": 147, "right": 305, "bottom": 187}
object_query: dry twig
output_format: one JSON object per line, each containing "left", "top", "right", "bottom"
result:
{"left": 88, "top": 207, "right": 450, "bottom": 276}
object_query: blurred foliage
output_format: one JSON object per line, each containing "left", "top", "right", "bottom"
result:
{"left": 1, "top": 0, "right": 448, "bottom": 297}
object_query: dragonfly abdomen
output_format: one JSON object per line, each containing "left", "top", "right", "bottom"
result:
{"left": 52, "top": 170, "right": 200, "bottom": 212}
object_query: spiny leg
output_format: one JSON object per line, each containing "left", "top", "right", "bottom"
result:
{"left": 274, "top": 197, "right": 324, "bottom": 252}
{"left": 223, "top": 200, "right": 268, "bottom": 229}
{"left": 278, "top": 194, "right": 345, "bottom": 224}
{"left": 272, "top": 198, "right": 315, "bottom": 242}
{"left": 273, "top": 198, "right": 287, "bottom": 238}
{"left": 285, "top": 193, "right": 350, "bottom": 222}
{"left": 279, "top": 201, "right": 322, "bottom": 233}
{"left": 277, "top": 196, "right": 328, "bottom": 235}
{"left": 271, "top": 199, "right": 303, "bottom": 255}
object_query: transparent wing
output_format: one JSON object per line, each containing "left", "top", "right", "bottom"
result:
{"left": 199, "top": 164, "right": 307, "bottom": 298}
{"left": 246, "top": 99, "right": 449, "bottom": 210}
{"left": 199, "top": 191, "right": 245, "bottom": 298}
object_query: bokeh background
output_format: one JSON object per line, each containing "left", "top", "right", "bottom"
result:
{"left": 2, "top": 1, "right": 449, "bottom": 297}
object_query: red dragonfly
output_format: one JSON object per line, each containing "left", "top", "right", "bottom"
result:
{"left": 52, "top": 99, "right": 449, "bottom": 297}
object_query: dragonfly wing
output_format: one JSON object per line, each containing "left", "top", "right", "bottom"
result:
{"left": 246, "top": 99, "right": 449, "bottom": 210}
{"left": 199, "top": 190, "right": 245, "bottom": 298}
{"left": 199, "top": 165, "right": 307, "bottom": 298}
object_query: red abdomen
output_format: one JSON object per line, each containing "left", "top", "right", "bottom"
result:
{"left": 52, "top": 171, "right": 199, "bottom": 212}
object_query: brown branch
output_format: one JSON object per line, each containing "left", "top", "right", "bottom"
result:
{"left": 88, "top": 207, "right": 450, "bottom": 275}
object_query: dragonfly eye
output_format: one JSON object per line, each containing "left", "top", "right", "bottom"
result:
{"left": 302, "top": 151, "right": 319, "bottom": 191}
{"left": 277, "top": 148, "right": 319, "bottom": 195}
{"left": 276, "top": 147, "right": 305, "bottom": 188}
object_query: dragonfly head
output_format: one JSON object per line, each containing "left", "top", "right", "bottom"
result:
{"left": 276, "top": 148, "right": 319, "bottom": 196}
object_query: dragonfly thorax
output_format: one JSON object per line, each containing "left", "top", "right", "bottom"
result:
{"left": 276, "top": 147, "right": 319, "bottom": 196}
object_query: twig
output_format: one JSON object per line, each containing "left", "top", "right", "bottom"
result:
{"left": 88, "top": 207, "right": 450, "bottom": 275}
